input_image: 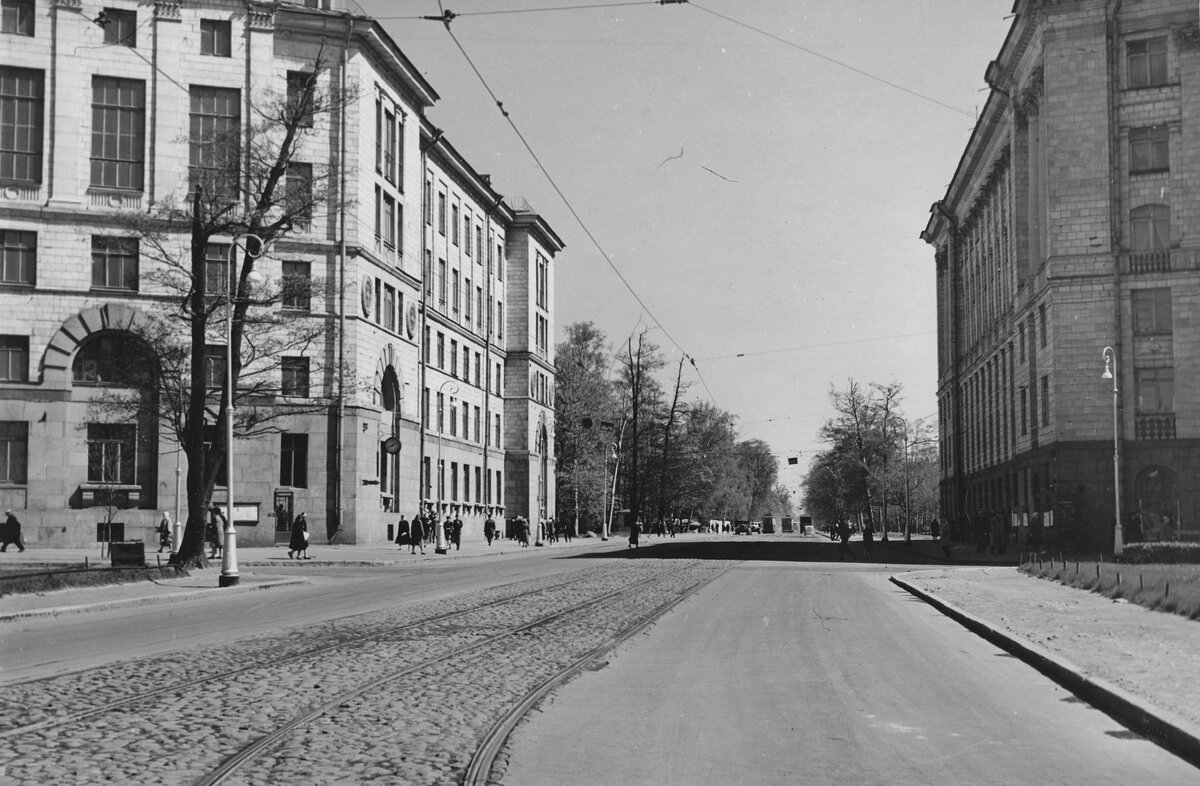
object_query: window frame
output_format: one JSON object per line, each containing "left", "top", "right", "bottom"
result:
{"left": 0, "top": 67, "right": 44, "bottom": 184}
{"left": 90, "top": 235, "right": 139, "bottom": 291}
{"left": 91, "top": 76, "right": 146, "bottom": 191}
{"left": 1130, "top": 125, "right": 1169, "bottom": 174}
{"left": 0, "top": 0, "right": 34, "bottom": 37}
{"left": 0, "top": 419, "right": 27, "bottom": 483}
{"left": 0, "top": 335, "right": 28, "bottom": 382}
{"left": 1128, "top": 36, "right": 1168, "bottom": 89}
{"left": 280, "top": 433, "right": 309, "bottom": 487}
{"left": 281, "top": 356, "right": 310, "bottom": 398}
{"left": 199, "top": 19, "right": 233, "bottom": 57}
{"left": 1133, "top": 287, "right": 1172, "bottom": 335}
{"left": 1130, "top": 204, "right": 1170, "bottom": 252}
{"left": 1135, "top": 367, "right": 1174, "bottom": 415}
{"left": 101, "top": 7, "right": 137, "bottom": 47}
{"left": 0, "top": 229, "right": 35, "bottom": 285}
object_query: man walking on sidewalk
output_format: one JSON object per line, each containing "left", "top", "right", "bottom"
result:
{"left": 1, "top": 509, "right": 26, "bottom": 552}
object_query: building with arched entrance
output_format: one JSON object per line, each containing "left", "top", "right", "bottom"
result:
{"left": 0, "top": 0, "right": 559, "bottom": 548}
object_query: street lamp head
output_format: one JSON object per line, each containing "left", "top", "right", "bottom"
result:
{"left": 1102, "top": 346, "right": 1115, "bottom": 379}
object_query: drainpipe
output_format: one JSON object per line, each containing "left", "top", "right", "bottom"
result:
{"left": 419, "top": 128, "right": 443, "bottom": 516}
{"left": 333, "top": 15, "right": 353, "bottom": 541}
{"left": 1106, "top": 0, "right": 1125, "bottom": 547}
{"left": 482, "top": 194, "right": 502, "bottom": 515}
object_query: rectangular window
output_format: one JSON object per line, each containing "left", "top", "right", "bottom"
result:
{"left": 91, "top": 77, "right": 145, "bottom": 190}
{"left": 424, "top": 250, "right": 433, "bottom": 298}
{"left": 382, "top": 193, "right": 396, "bottom": 248}
{"left": 1019, "top": 387, "right": 1028, "bottom": 435}
{"left": 282, "top": 261, "right": 311, "bottom": 310}
{"left": 497, "top": 244, "right": 504, "bottom": 280}
{"left": 463, "top": 463, "right": 471, "bottom": 502}
{"left": 87, "top": 423, "right": 136, "bottom": 483}
{"left": 536, "top": 252, "right": 548, "bottom": 308}
{"left": 423, "top": 456, "right": 431, "bottom": 499}
{"left": 438, "top": 258, "right": 447, "bottom": 307}
{"left": 287, "top": 71, "right": 315, "bottom": 128}
{"left": 477, "top": 286, "right": 483, "bottom": 334}
{"left": 464, "top": 278, "right": 472, "bottom": 322}
{"left": 1038, "top": 304, "right": 1047, "bottom": 348}
{"left": 462, "top": 404, "right": 469, "bottom": 440}
{"left": 451, "top": 202, "right": 460, "bottom": 246}
{"left": 437, "top": 190, "right": 446, "bottom": 235}
{"left": 0, "top": 335, "right": 27, "bottom": 381}
{"left": 497, "top": 300, "right": 504, "bottom": 340}
{"left": 452, "top": 268, "right": 460, "bottom": 315}
{"left": 437, "top": 332, "right": 445, "bottom": 369}
{"left": 281, "top": 357, "right": 310, "bottom": 397}
{"left": 437, "top": 391, "right": 444, "bottom": 432}
{"left": 1130, "top": 205, "right": 1170, "bottom": 251}
{"left": 101, "top": 7, "right": 137, "bottom": 47}
{"left": 189, "top": 86, "right": 240, "bottom": 199}
{"left": 91, "top": 236, "right": 139, "bottom": 291}
{"left": 1039, "top": 375, "right": 1050, "bottom": 427}
{"left": 450, "top": 402, "right": 457, "bottom": 437}
{"left": 1018, "top": 323, "right": 1026, "bottom": 363}
{"left": 422, "top": 386, "right": 430, "bottom": 428}
{"left": 200, "top": 19, "right": 232, "bottom": 57}
{"left": 1130, "top": 126, "right": 1168, "bottom": 173}
{"left": 451, "top": 461, "right": 458, "bottom": 499}
{"left": 0, "top": 67, "right": 44, "bottom": 183}
{"left": 0, "top": 420, "right": 27, "bottom": 483}
{"left": 1128, "top": 37, "right": 1167, "bottom": 89}
{"left": 285, "top": 162, "right": 313, "bottom": 229}
{"left": 474, "top": 405, "right": 481, "bottom": 442}
{"left": 1, "top": 229, "right": 35, "bottom": 284}
{"left": 1135, "top": 368, "right": 1174, "bottom": 414}
{"left": 280, "top": 433, "right": 308, "bottom": 487}
{"left": 424, "top": 177, "right": 432, "bottom": 224}
{"left": 475, "top": 466, "right": 481, "bottom": 502}
{"left": 204, "top": 345, "right": 225, "bottom": 389}
{"left": 496, "top": 470, "right": 502, "bottom": 505}
{"left": 473, "top": 353, "right": 481, "bottom": 387}
{"left": 1133, "top": 287, "right": 1171, "bottom": 335}
{"left": 462, "top": 349, "right": 469, "bottom": 381}
{"left": 383, "top": 285, "right": 396, "bottom": 331}
{"left": 383, "top": 108, "right": 396, "bottom": 181}
{"left": 451, "top": 340, "right": 459, "bottom": 378}
{"left": 205, "top": 242, "right": 230, "bottom": 294}
{"left": 423, "top": 325, "right": 431, "bottom": 363}
{"left": 494, "top": 413, "right": 501, "bottom": 447}
{"left": 1, "top": 0, "right": 33, "bottom": 36}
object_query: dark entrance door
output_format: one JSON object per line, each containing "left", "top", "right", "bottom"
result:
{"left": 273, "top": 491, "right": 294, "bottom": 544}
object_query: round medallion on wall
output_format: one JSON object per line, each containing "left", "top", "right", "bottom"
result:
{"left": 406, "top": 304, "right": 418, "bottom": 338}
{"left": 361, "top": 275, "right": 373, "bottom": 317}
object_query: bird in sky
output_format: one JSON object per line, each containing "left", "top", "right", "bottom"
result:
{"left": 653, "top": 144, "right": 684, "bottom": 172}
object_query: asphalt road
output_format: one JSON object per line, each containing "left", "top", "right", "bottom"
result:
{"left": 501, "top": 556, "right": 1199, "bottom": 785}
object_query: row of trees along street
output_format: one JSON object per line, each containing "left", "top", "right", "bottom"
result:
{"left": 801, "top": 380, "right": 939, "bottom": 539}
{"left": 555, "top": 323, "right": 791, "bottom": 536}
{"left": 89, "top": 57, "right": 335, "bottom": 568}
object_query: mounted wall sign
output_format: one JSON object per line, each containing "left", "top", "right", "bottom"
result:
{"left": 406, "top": 304, "right": 418, "bottom": 338}
{"left": 383, "top": 436, "right": 402, "bottom": 454}
{"left": 361, "top": 275, "right": 374, "bottom": 317}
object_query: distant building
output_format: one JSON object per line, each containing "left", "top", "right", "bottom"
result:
{"left": 922, "top": 0, "right": 1200, "bottom": 552}
{"left": 0, "top": 0, "right": 560, "bottom": 547}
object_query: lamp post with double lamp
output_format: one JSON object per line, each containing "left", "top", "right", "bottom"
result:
{"left": 600, "top": 442, "right": 617, "bottom": 541}
{"left": 219, "top": 234, "right": 263, "bottom": 587}
{"left": 435, "top": 380, "right": 458, "bottom": 554}
{"left": 1102, "top": 346, "right": 1123, "bottom": 556}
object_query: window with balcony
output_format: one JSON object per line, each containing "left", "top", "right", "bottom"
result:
{"left": 1130, "top": 204, "right": 1170, "bottom": 252}
{"left": 91, "top": 236, "right": 139, "bottom": 291}
{"left": 1128, "top": 37, "right": 1167, "bottom": 88}
{"left": 1136, "top": 368, "right": 1174, "bottom": 414}
{"left": 0, "top": 67, "right": 43, "bottom": 183}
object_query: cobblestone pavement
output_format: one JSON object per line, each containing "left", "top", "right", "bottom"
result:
{"left": 0, "top": 559, "right": 731, "bottom": 785}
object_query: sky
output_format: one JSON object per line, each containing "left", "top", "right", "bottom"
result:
{"left": 358, "top": 0, "right": 1015, "bottom": 498}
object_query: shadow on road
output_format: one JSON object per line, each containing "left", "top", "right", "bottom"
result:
{"left": 562, "top": 537, "right": 998, "bottom": 565}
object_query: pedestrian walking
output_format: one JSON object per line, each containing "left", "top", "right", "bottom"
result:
{"left": 837, "top": 519, "right": 855, "bottom": 561}
{"left": 410, "top": 514, "right": 426, "bottom": 554}
{"left": 628, "top": 520, "right": 640, "bottom": 549}
{"left": 288, "top": 512, "right": 310, "bottom": 559}
{"left": 516, "top": 516, "right": 530, "bottom": 547}
{"left": 484, "top": 515, "right": 496, "bottom": 546}
{"left": 207, "top": 505, "right": 225, "bottom": 559}
{"left": 156, "top": 512, "right": 172, "bottom": 553}
{"left": 395, "top": 515, "right": 410, "bottom": 549}
{"left": 561, "top": 518, "right": 572, "bottom": 543}
{"left": 1, "top": 509, "right": 26, "bottom": 552}
{"left": 862, "top": 519, "right": 874, "bottom": 555}
{"left": 452, "top": 516, "right": 463, "bottom": 550}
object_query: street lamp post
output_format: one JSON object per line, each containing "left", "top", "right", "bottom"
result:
{"left": 1102, "top": 347, "right": 1123, "bottom": 556}
{"left": 219, "top": 234, "right": 263, "bottom": 587}
{"left": 605, "top": 441, "right": 620, "bottom": 540}
{"left": 435, "top": 380, "right": 458, "bottom": 554}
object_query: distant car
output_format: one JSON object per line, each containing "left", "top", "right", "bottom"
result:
{"left": 734, "top": 523, "right": 750, "bottom": 535}
{"left": 750, "top": 522, "right": 762, "bottom": 534}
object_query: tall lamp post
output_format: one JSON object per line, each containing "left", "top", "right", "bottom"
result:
{"left": 1102, "top": 347, "right": 1123, "bottom": 556}
{"left": 220, "top": 234, "right": 263, "bottom": 587}
{"left": 600, "top": 442, "right": 617, "bottom": 541}
{"left": 605, "top": 441, "right": 620, "bottom": 540}
{"left": 435, "top": 380, "right": 458, "bottom": 554}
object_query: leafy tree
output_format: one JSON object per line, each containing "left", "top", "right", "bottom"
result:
{"left": 619, "top": 330, "right": 665, "bottom": 529}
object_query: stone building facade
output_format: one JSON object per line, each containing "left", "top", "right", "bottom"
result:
{"left": 0, "top": 0, "right": 559, "bottom": 548}
{"left": 922, "top": 0, "right": 1200, "bottom": 553}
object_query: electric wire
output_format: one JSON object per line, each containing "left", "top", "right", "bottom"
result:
{"left": 429, "top": 6, "right": 719, "bottom": 405}
{"left": 695, "top": 330, "right": 936, "bottom": 362}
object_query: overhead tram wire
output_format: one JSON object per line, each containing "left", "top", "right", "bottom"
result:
{"left": 425, "top": 4, "right": 719, "bottom": 405}
{"left": 379, "top": 0, "right": 683, "bottom": 21}
{"left": 685, "top": 2, "right": 975, "bottom": 118}
{"left": 696, "top": 330, "right": 937, "bottom": 363}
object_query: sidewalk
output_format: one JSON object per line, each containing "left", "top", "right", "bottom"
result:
{"left": 0, "top": 533, "right": 605, "bottom": 621}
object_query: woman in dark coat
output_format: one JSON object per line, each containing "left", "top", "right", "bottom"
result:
{"left": 288, "top": 512, "right": 309, "bottom": 559}
{"left": 395, "top": 516, "right": 410, "bottom": 549}
{"left": 628, "top": 520, "right": 640, "bottom": 549}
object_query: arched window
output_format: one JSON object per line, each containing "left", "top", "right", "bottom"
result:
{"left": 381, "top": 366, "right": 400, "bottom": 412}
{"left": 1130, "top": 204, "right": 1170, "bottom": 251}
{"left": 72, "top": 332, "right": 156, "bottom": 387}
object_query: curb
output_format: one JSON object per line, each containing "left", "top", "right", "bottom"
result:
{"left": 0, "top": 577, "right": 306, "bottom": 622}
{"left": 890, "top": 572, "right": 1200, "bottom": 769}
